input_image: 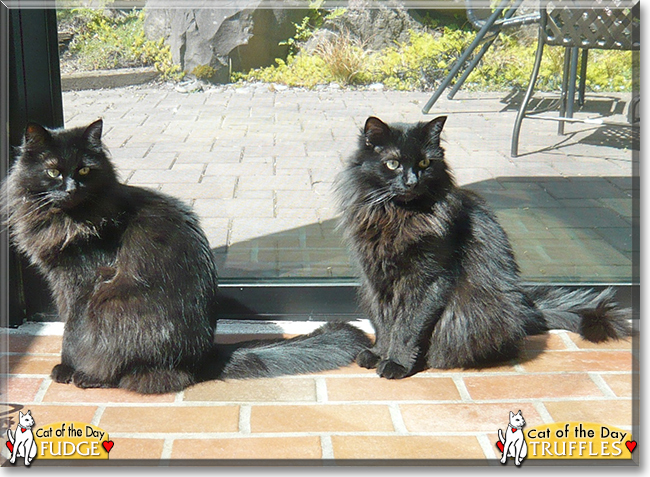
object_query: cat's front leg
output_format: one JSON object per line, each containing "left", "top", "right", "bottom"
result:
{"left": 356, "top": 348, "right": 382, "bottom": 369}
{"left": 377, "top": 279, "right": 450, "bottom": 379}
{"left": 51, "top": 363, "right": 75, "bottom": 384}
{"left": 72, "top": 370, "right": 115, "bottom": 389}
{"left": 377, "top": 359, "right": 411, "bottom": 379}
{"left": 356, "top": 320, "right": 389, "bottom": 369}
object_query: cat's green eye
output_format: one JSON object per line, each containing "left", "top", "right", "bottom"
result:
{"left": 45, "top": 168, "right": 61, "bottom": 178}
{"left": 78, "top": 167, "right": 91, "bottom": 176}
{"left": 385, "top": 160, "right": 400, "bottom": 171}
{"left": 419, "top": 158, "right": 431, "bottom": 169}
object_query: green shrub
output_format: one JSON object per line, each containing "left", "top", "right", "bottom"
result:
{"left": 191, "top": 64, "right": 217, "bottom": 81}
{"left": 59, "top": 8, "right": 184, "bottom": 81}
{"left": 241, "top": 28, "right": 633, "bottom": 93}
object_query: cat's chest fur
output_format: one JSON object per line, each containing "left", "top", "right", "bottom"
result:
{"left": 348, "top": 203, "right": 453, "bottom": 281}
{"left": 16, "top": 208, "right": 120, "bottom": 271}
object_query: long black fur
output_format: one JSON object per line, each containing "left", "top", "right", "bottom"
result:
{"left": 2, "top": 120, "right": 370, "bottom": 394}
{"left": 336, "top": 116, "right": 631, "bottom": 379}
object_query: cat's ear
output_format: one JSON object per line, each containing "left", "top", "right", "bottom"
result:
{"left": 423, "top": 116, "right": 447, "bottom": 139}
{"left": 82, "top": 119, "right": 104, "bottom": 149}
{"left": 19, "top": 411, "right": 24, "bottom": 418}
{"left": 510, "top": 411, "right": 515, "bottom": 418}
{"left": 364, "top": 117, "right": 390, "bottom": 147}
{"left": 24, "top": 122, "right": 52, "bottom": 146}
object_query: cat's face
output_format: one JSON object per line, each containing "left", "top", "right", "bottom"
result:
{"left": 18, "top": 411, "right": 35, "bottom": 428}
{"left": 355, "top": 116, "right": 451, "bottom": 205}
{"left": 509, "top": 411, "right": 526, "bottom": 428}
{"left": 13, "top": 119, "right": 117, "bottom": 211}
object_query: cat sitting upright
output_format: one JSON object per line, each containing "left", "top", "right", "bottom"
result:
{"left": 336, "top": 116, "right": 631, "bottom": 379}
{"left": 1, "top": 119, "right": 370, "bottom": 394}
{"left": 6, "top": 410, "right": 37, "bottom": 466}
{"left": 498, "top": 410, "right": 528, "bottom": 466}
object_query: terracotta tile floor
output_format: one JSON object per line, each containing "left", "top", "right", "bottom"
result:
{"left": 0, "top": 322, "right": 637, "bottom": 466}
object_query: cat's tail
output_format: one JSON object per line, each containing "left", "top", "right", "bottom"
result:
{"left": 498, "top": 429, "right": 505, "bottom": 445}
{"left": 199, "top": 321, "right": 371, "bottom": 381}
{"left": 525, "top": 286, "right": 632, "bottom": 342}
{"left": 6, "top": 429, "right": 14, "bottom": 444}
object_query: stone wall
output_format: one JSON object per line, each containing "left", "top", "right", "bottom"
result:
{"left": 143, "top": 0, "right": 308, "bottom": 83}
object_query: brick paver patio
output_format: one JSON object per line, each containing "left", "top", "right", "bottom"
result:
{"left": 57, "top": 84, "right": 635, "bottom": 282}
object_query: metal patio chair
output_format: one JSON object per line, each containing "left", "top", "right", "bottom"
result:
{"left": 421, "top": 0, "right": 540, "bottom": 114}
{"left": 511, "top": 0, "right": 640, "bottom": 156}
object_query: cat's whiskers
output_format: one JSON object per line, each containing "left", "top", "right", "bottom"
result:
{"left": 361, "top": 186, "right": 394, "bottom": 208}
{"left": 16, "top": 195, "right": 56, "bottom": 221}
{"left": 3, "top": 194, "right": 54, "bottom": 229}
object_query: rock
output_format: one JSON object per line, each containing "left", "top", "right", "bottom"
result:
{"left": 303, "top": 0, "right": 423, "bottom": 53}
{"left": 143, "top": 0, "right": 309, "bottom": 83}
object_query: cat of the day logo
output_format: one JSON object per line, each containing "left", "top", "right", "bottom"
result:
{"left": 5, "top": 410, "right": 114, "bottom": 465}
{"left": 496, "top": 410, "right": 637, "bottom": 465}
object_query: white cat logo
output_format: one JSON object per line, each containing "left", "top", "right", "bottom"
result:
{"left": 497, "top": 410, "right": 528, "bottom": 466}
{"left": 5, "top": 410, "right": 38, "bottom": 466}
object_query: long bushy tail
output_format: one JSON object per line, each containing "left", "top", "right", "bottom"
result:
{"left": 525, "top": 286, "right": 632, "bottom": 342}
{"left": 198, "top": 321, "right": 371, "bottom": 381}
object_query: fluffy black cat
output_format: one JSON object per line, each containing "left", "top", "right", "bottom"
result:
{"left": 2, "top": 119, "right": 370, "bottom": 394}
{"left": 336, "top": 116, "right": 631, "bottom": 379}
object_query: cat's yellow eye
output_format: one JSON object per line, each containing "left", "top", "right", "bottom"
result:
{"left": 45, "top": 168, "right": 61, "bottom": 178}
{"left": 419, "top": 158, "right": 431, "bottom": 169}
{"left": 385, "top": 160, "right": 400, "bottom": 171}
{"left": 78, "top": 167, "right": 91, "bottom": 176}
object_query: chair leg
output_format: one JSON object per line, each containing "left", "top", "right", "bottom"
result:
{"left": 559, "top": 47, "right": 579, "bottom": 135}
{"left": 578, "top": 49, "right": 588, "bottom": 106}
{"left": 448, "top": 35, "right": 497, "bottom": 100}
{"left": 511, "top": 31, "right": 545, "bottom": 157}
{"left": 558, "top": 47, "right": 571, "bottom": 135}
{"left": 422, "top": 0, "right": 511, "bottom": 113}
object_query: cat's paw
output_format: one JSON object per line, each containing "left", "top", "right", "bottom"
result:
{"left": 377, "top": 359, "right": 410, "bottom": 379}
{"left": 356, "top": 349, "right": 381, "bottom": 369}
{"left": 51, "top": 364, "right": 74, "bottom": 384}
{"left": 72, "top": 371, "right": 112, "bottom": 389}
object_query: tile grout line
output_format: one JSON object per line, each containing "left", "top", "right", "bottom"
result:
{"left": 160, "top": 438, "right": 174, "bottom": 460}
{"left": 105, "top": 430, "right": 491, "bottom": 439}
{"left": 588, "top": 372, "right": 618, "bottom": 398}
{"left": 320, "top": 435, "right": 334, "bottom": 460}
{"left": 452, "top": 376, "right": 473, "bottom": 402}
{"left": 90, "top": 406, "right": 106, "bottom": 427}
{"left": 239, "top": 405, "right": 252, "bottom": 435}
{"left": 532, "top": 401, "right": 555, "bottom": 424}
{"left": 32, "top": 378, "right": 52, "bottom": 403}
{"left": 557, "top": 332, "right": 580, "bottom": 350}
{"left": 7, "top": 396, "right": 633, "bottom": 408}
{"left": 315, "top": 377, "right": 328, "bottom": 403}
{"left": 388, "top": 404, "right": 409, "bottom": 435}
{"left": 477, "top": 433, "right": 499, "bottom": 461}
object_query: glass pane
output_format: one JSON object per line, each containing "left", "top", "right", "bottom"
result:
{"left": 56, "top": 1, "right": 637, "bottom": 284}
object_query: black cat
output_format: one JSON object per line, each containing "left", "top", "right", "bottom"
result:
{"left": 2, "top": 119, "right": 370, "bottom": 394}
{"left": 336, "top": 116, "right": 631, "bottom": 379}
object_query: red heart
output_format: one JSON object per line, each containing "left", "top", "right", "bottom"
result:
{"left": 21, "top": 428, "right": 27, "bottom": 433}
{"left": 626, "top": 441, "right": 637, "bottom": 453}
{"left": 6, "top": 441, "right": 13, "bottom": 453}
{"left": 102, "top": 440, "right": 114, "bottom": 453}
{"left": 511, "top": 428, "right": 517, "bottom": 432}
{"left": 496, "top": 441, "right": 504, "bottom": 453}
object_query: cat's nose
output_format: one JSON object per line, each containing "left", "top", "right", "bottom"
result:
{"left": 64, "top": 178, "right": 77, "bottom": 193}
{"left": 404, "top": 170, "right": 418, "bottom": 188}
